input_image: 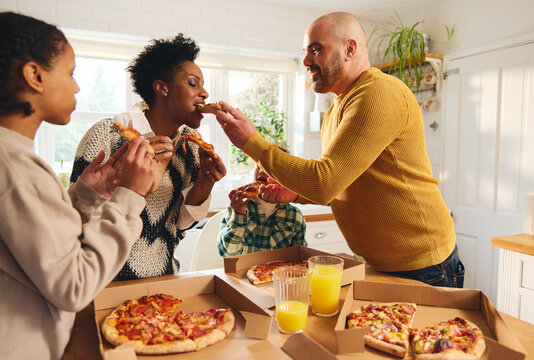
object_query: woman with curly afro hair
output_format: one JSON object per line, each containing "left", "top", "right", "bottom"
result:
{"left": 71, "top": 33, "right": 226, "bottom": 281}
{"left": 0, "top": 12, "right": 156, "bottom": 359}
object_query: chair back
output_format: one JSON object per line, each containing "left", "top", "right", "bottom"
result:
{"left": 189, "top": 210, "right": 226, "bottom": 271}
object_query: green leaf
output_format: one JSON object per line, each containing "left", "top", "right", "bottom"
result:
{"left": 231, "top": 101, "right": 289, "bottom": 166}
{"left": 372, "top": 12, "right": 426, "bottom": 90}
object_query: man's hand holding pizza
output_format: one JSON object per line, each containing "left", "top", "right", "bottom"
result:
{"left": 212, "top": 101, "right": 258, "bottom": 149}
{"left": 260, "top": 177, "right": 299, "bottom": 204}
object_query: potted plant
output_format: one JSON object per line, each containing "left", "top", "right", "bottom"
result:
{"left": 231, "top": 101, "right": 288, "bottom": 173}
{"left": 369, "top": 13, "right": 428, "bottom": 90}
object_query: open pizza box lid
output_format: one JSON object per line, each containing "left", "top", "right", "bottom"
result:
{"left": 223, "top": 246, "right": 365, "bottom": 309}
{"left": 329, "top": 280, "right": 527, "bottom": 359}
{"left": 93, "top": 273, "right": 289, "bottom": 360}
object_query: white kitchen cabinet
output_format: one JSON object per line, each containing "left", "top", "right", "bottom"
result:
{"left": 492, "top": 234, "right": 534, "bottom": 325}
{"left": 305, "top": 220, "right": 353, "bottom": 256}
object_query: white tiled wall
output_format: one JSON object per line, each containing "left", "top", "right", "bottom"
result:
{"left": 1, "top": 0, "right": 323, "bottom": 56}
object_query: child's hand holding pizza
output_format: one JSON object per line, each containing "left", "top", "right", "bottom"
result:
{"left": 228, "top": 188, "right": 251, "bottom": 215}
{"left": 259, "top": 177, "right": 299, "bottom": 204}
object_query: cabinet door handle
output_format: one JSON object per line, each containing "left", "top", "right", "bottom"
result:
{"left": 314, "top": 231, "right": 327, "bottom": 239}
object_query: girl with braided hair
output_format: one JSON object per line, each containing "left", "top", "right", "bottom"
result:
{"left": 0, "top": 12, "right": 157, "bottom": 359}
{"left": 70, "top": 34, "right": 226, "bottom": 281}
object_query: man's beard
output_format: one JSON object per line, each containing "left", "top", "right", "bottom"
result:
{"left": 310, "top": 53, "right": 342, "bottom": 93}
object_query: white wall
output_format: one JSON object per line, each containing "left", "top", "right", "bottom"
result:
{"left": 5, "top": 0, "right": 534, "bottom": 164}
{"left": 358, "top": 0, "right": 534, "bottom": 57}
{"left": 0, "top": 0, "right": 322, "bottom": 56}
{"left": 363, "top": 0, "right": 534, "bottom": 181}
{"left": 420, "top": 0, "right": 534, "bottom": 55}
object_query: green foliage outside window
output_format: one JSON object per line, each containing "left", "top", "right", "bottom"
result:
{"left": 231, "top": 101, "right": 289, "bottom": 167}
{"left": 54, "top": 60, "right": 124, "bottom": 172}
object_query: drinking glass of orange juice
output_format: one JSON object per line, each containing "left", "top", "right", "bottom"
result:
{"left": 273, "top": 266, "right": 310, "bottom": 334}
{"left": 308, "top": 255, "right": 344, "bottom": 317}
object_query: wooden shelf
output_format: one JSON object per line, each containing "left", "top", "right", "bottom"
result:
{"left": 375, "top": 53, "right": 443, "bottom": 73}
{"left": 375, "top": 53, "right": 443, "bottom": 93}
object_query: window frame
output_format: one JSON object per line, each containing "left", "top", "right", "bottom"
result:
{"left": 35, "top": 28, "right": 298, "bottom": 209}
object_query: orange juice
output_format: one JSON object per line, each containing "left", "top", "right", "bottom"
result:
{"left": 276, "top": 300, "right": 308, "bottom": 333}
{"left": 310, "top": 264, "right": 343, "bottom": 316}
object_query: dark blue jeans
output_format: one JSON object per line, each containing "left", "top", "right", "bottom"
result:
{"left": 388, "top": 244, "right": 465, "bottom": 288}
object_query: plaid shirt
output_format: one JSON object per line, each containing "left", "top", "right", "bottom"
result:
{"left": 217, "top": 200, "right": 307, "bottom": 257}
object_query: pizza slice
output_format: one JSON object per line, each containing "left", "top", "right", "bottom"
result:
{"left": 175, "top": 308, "right": 235, "bottom": 351}
{"left": 114, "top": 122, "right": 155, "bottom": 155}
{"left": 195, "top": 102, "right": 222, "bottom": 113}
{"left": 236, "top": 182, "right": 262, "bottom": 198}
{"left": 246, "top": 259, "right": 309, "bottom": 285}
{"left": 182, "top": 131, "right": 215, "bottom": 156}
{"left": 101, "top": 294, "right": 193, "bottom": 353}
{"left": 411, "top": 317, "right": 485, "bottom": 359}
{"left": 347, "top": 303, "right": 417, "bottom": 358}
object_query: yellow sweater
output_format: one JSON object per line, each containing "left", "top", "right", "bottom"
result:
{"left": 243, "top": 67, "right": 455, "bottom": 272}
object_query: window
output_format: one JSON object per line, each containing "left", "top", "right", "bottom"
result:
{"left": 47, "top": 57, "right": 136, "bottom": 174}
{"left": 35, "top": 29, "right": 297, "bottom": 209}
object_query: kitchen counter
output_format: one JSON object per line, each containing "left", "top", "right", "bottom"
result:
{"left": 63, "top": 266, "right": 534, "bottom": 359}
{"left": 492, "top": 233, "right": 534, "bottom": 325}
{"left": 491, "top": 233, "right": 534, "bottom": 256}
{"left": 208, "top": 204, "right": 335, "bottom": 222}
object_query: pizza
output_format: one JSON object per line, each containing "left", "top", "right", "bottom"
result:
{"left": 346, "top": 304, "right": 486, "bottom": 359}
{"left": 182, "top": 131, "right": 215, "bottom": 156}
{"left": 195, "top": 102, "right": 222, "bottom": 113}
{"left": 246, "top": 259, "right": 308, "bottom": 285}
{"left": 236, "top": 182, "right": 262, "bottom": 198}
{"left": 101, "top": 293, "right": 235, "bottom": 354}
{"left": 347, "top": 303, "right": 417, "bottom": 358}
{"left": 113, "top": 122, "right": 155, "bottom": 155}
{"left": 411, "top": 317, "right": 485, "bottom": 360}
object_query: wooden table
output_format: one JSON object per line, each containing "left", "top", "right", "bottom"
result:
{"left": 63, "top": 267, "right": 534, "bottom": 359}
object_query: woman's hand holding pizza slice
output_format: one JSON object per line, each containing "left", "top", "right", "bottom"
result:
{"left": 198, "top": 148, "right": 226, "bottom": 184}
{"left": 79, "top": 144, "right": 128, "bottom": 197}
{"left": 146, "top": 135, "right": 176, "bottom": 196}
{"left": 117, "top": 136, "right": 156, "bottom": 197}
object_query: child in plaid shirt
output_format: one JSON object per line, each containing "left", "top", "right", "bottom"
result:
{"left": 217, "top": 161, "right": 307, "bottom": 257}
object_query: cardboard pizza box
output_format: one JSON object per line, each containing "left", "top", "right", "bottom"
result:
{"left": 223, "top": 246, "right": 365, "bottom": 308}
{"left": 93, "top": 273, "right": 289, "bottom": 360}
{"left": 330, "top": 280, "right": 527, "bottom": 360}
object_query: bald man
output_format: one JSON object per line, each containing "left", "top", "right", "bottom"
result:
{"left": 214, "top": 12, "right": 464, "bottom": 288}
